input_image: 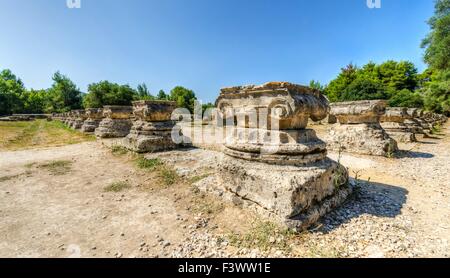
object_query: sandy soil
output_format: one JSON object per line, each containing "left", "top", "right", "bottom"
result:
{"left": 0, "top": 123, "right": 449, "bottom": 258}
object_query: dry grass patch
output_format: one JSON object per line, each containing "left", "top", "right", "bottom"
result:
{"left": 0, "top": 174, "right": 20, "bottom": 183}
{"left": 227, "top": 220, "right": 297, "bottom": 252}
{"left": 38, "top": 160, "right": 73, "bottom": 176}
{"left": 104, "top": 181, "right": 131, "bottom": 192}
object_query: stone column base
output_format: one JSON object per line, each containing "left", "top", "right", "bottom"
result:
{"left": 81, "top": 120, "right": 101, "bottom": 133}
{"left": 95, "top": 119, "right": 132, "bottom": 138}
{"left": 121, "top": 121, "right": 179, "bottom": 153}
{"left": 385, "top": 131, "right": 416, "bottom": 143}
{"left": 216, "top": 154, "right": 351, "bottom": 231}
{"left": 326, "top": 123, "right": 398, "bottom": 156}
{"left": 381, "top": 122, "right": 417, "bottom": 143}
{"left": 72, "top": 120, "right": 84, "bottom": 130}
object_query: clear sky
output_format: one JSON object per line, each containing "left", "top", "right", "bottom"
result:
{"left": 0, "top": 0, "right": 435, "bottom": 103}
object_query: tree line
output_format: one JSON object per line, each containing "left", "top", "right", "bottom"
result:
{"left": 0, "top": 70, "right": 206, "bottom": 116}
{"left": 315, "top": 0, "right": 449, "bottom": 115}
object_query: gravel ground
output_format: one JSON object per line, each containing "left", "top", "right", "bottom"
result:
{"left": 1, "top": 123, "right": 449, "bottom": 258}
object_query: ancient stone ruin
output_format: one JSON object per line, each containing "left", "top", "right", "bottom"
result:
{"left": 65, "top": 111, "right": 76, "bottom": 127}
{"left": 405, "top": 108, "right": 425, "bottom": 135}
{"left": 325, "top": 100, "right": 398, "bottom": 156}
{"left": 71, "top": 110, "right": 87, "bottom": 129}
{"left": 122, "top": 100, "right": 180, "bottom": 153}
{"left": 381, "top": 107, "right": 417, "bottom": 143}
{"left": 81, "top": 108, "right": 104, "bottom": 133}
{"left": 215, "top": 82, "right": 351, "bottom": 231}
{"left": 95, "top": 106, "right": 133, "bottom": 138}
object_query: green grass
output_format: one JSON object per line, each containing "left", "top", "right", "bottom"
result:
{"left": 431, "top": 123, "right": 442, "bottom": 134}
{"left": 136, "top": 156, "right": 163, "bottom": 170}
{"left": 38, "top": 160, "right": 73, "bottom": 176}
{"left": 111, "top": 145, "right": 129, "bottom": 155}
{"left": 104, "top": 181, "right": 131, "bottom": 192}
{"left": 158, "top": 166, "right": 179, "bottom": 186}
{"left": 189, "top": 173, "right": 210, "bottom": 184}
{"left": 0, "top": 120, "right": 94, "bottom": 151}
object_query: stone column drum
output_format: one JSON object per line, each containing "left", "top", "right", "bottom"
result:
{"left": 95, "top": 106, "right": 133, "bottom": 138}
{"left": 122, "top": 100, "right": 180, "bottom": 153}
{"left": 71, "top": 110, "right": 87, "bottom": 129}
{"left": 81, "top": 108, "right": 104, "bottom": 133}
{"left": 381, "top": 107, "right": 416, "bottom": 143}
{"left": 215, "top": 82, "right": 351, "bottom": 231}
{"left": 405, "top": 108, "right": 425, "bottom": 135}
{"left": 325, "top": 100, "right": 398, "bottom": 156}
{"left": 66, "top": 110, "right": 76, "bottom": 128}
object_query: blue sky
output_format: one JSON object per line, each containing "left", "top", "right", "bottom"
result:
{"left": 0, "top": 0, "right": 435, "bottom": 102}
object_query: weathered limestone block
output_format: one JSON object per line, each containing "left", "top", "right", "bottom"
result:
{"left": 81, "top": 108, "right": 104, "bottom": 133}
{"left": 325, "top": 100, "right": 398, "bottom": 156}
{"left": 95, "top": 106, "right": 133, "bottom": 138}
{"left": 67, "top": 111, "right": 77, "bottom": 127}
{"left": 71, "top": 110, "right": 87, "bottom": 129}
{"left": 381, "top": 107, "right": 416, "bottom": 143}
{"left": 122, "top": 101, "right": 180, "bottom": 153}
{"left": 215, "top": 82, "right": 351, "bottom": 231}
{"left": 405, "top": 108, "right": 425, "bottom": 134}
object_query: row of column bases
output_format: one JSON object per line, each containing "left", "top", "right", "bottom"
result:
{"left": 51, "top": 82, "right": 448, "bottom": 231}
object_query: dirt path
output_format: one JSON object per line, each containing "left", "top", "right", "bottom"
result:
{"left": 0, "top": 123, "right": 449, "bottom": 258}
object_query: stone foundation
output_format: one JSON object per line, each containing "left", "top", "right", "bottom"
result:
{"left": 81, "top": 108, "right": 103, "bottom": 133}
{"left": 327, "top": 123, "right": 397, "bottom": 156}
{"left": 95, "top": 106, "right": 133, "bottom": 138}
{"left": 215, "top": 81, "right": 350, "bottom": 231}
{"left": 122, "top": 100, "right": 181, "bottom": 153}
{"left": 326, "top": 100, "right": 398, "bottom": 156}
{"left": 381, "top": 107, "right": 416, "bottom": 143}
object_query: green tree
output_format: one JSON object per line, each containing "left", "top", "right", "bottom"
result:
{"left": 421, "top": 0, "right": 450, "bottom": 71}
{"left": 45, "top": 71, "right": 82, "bottom": 113}
{"left": 324, "top": 63, "right": 358, "bottom": 102}
{"left": 136, "top": 83, "right": 154, "bottom": 100}
{"left": 421, "top": 0, "right": 450, "bottom": 115}
{"left": 388, "top": 89, "right": 424, "bottom": 108}
{"left": 0, "top": 69, "right": 26, "bottom": 115}
{"left": 309, "top": 80, "right": 325, "bottom": 91}
{"left": 339, "top": 79, "right": 387, "bottom": 101}
{"left": 156, "top": 89, "right": 169, "bottom": 100}
{"left": 169, "top": 86, "right": 197, "bottom": 112}
{"left": 21, "top": 89, "right": 49, "bottom": 114}
{"left": 83, "top": 81, "right": 137, "bottom": 108}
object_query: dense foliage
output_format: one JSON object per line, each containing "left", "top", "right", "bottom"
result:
{"left": 0, "top": 68, "right": 198, "bottom": 115}
{"left": 83, "top": 81, "right": 138, "bottom": 108}
{"left": 323, "top": 61, "right": 422, "bottom": 106}
{"left": 421, "top": 0, "right": 450, "bottom": 115}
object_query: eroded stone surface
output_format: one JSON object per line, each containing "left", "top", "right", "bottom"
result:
{"left": 122, "top": 101, "right": 180, "bottom": 153}
{"left": 381, "top": 107, "right": 416, "bottom": 143}
{"left": 81, "top": 108, "right": 104, "bottom": 133}
{"left": 70, "top": 110, "right": 86, "bottom": 129}
{"left": 326, "top": 100, "right": 398, "bottom": 156}
{"left": 95, "top": 106, "right": 133, "bottom": 138}
{"left": 215, "top": 82, "right": 350, "bottom": 231}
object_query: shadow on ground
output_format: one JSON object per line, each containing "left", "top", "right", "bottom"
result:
{"left": 395, "top": 150, "right": 434, "bottom": 159}
{"left": 315, "top": 177, "right": 408, "bottom": 233}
